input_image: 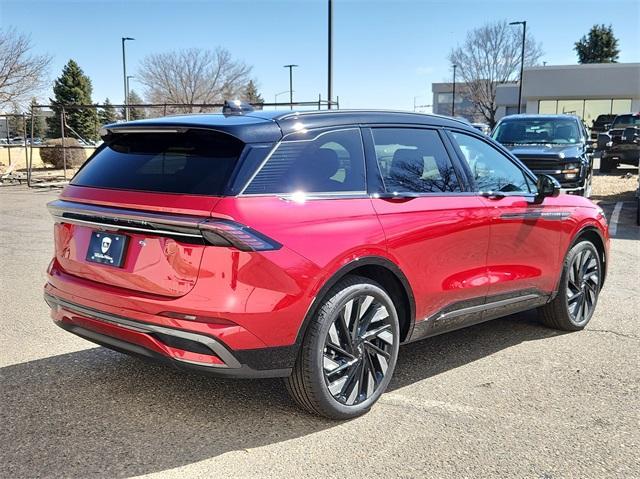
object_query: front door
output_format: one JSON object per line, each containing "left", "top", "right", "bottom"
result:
{"left": 447, "top": 130, "right": 564, "bottom": 303}
{"left": 365, "top": 127, "right": 492, "bottom": 333}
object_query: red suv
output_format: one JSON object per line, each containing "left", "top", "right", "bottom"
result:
{"left": 45, "top": 108, "right": 609, "bottom": 419}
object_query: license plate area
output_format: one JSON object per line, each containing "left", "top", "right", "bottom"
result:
{"left": 86, "top": 231, "right": 129, "bottom": 267}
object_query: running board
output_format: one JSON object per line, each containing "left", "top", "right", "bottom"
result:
{"left": 407, "top": 291, "right": 550, "bottom": 342}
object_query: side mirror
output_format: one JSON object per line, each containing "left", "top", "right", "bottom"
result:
{"left": 603, "top": 123, "right": 611, "bottom": 130}
{"left": 534, "top": 174, "right": 561, "bottom": 204}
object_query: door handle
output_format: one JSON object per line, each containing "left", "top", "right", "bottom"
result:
{"left": 480, "top": 191, "right": 506, "bottom": 200}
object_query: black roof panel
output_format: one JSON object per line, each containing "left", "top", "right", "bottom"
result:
{"left": 106, "top": 110, "right": 475, "bottom": 143}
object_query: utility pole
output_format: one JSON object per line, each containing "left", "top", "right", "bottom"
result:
{"left": 283, "top": 64, "right": 298, "bottom": 110}
{"left": 509, "top": 21, "right": 527, "bottom": 114}
{"left": 121, "top": 37, "right": 135, "bottom": 121}
{"left": 327, "top": 0, "right": 333, "bottom": 109}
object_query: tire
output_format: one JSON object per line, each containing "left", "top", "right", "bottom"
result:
{"left": 285, "top": 275, "right": 400, "bottom": 419}
{"left": 539, "top": 241, "right": 602, "bottom": 331}
{"left": 599, "top": 157, "right": 615, "bottom": 173}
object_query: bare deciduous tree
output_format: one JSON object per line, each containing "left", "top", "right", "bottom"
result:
{"left": 0, "top": 28, "right": 51, "bottom": 110}
{"left": 137, "top": 47, "right": 252, "bottom": 112}
{"left": 448, "top": 20, "right": 543, "bottom": 127}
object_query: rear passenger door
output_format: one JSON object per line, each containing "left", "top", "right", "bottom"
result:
{"left": 447, "top": 130, "right": 565, "bottom": 302}
{"left": 365, "top": 127, "right": 492, "bottom": 332}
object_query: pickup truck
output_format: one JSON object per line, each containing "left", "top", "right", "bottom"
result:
{"left": 597, "top": 113, "right": 640, "bottom": 173}
{"left": 492, "top": 114, "right": 593, "bottom": 197}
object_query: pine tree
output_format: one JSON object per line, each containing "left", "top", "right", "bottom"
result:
{"left": 243, "top": 80, "right": 264, "bottom": 109}
{"left": 29, "top": 98, "right": 47, "bottom": 139}
{"left": 574, "top": 24, "right": 620, "bottom": 64}
{"left": 47, "top": 60, "right": 99, "bottom": 140}
{"left": 121, "top": 90, "right": 146, "bottom": 120}
{"left": 99, "top": 98, "right": 118, "bottom": 126}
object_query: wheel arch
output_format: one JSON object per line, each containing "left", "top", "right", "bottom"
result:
{"left": 294, "top": 256, "right": 416, "bottom": 346}
{"left": 567, "top": 225, "right": 608, "bottom": 288}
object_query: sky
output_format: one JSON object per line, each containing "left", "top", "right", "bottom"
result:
{"left": 1, "top": 0, "right": 639, "bottom": 112}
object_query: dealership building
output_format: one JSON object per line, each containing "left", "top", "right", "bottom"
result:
{"left": 432, "top": 62, "right": 640, "bottom": 127}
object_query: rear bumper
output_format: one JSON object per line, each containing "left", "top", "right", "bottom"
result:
{"left": 44, "top": 292, "right": 295, "bottom": 378}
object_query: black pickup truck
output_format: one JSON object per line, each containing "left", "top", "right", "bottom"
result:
{"left": 492, "top": 114, "right": 593, "bottom": 197}
{"left": 597, "top": 113, "right": 640, "bottom": 173}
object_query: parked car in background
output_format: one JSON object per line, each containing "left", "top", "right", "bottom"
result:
{"left": 492, "top": 114, "right": 593, "bottom": 197}
{"left": 44, "top": 107, "right": 609, "bottom": 419}
{"left": 590, "top": 114, "right": 617, "bottom": 141}
{"left": 597, "top": 113, "right": 640, "bottom": 173}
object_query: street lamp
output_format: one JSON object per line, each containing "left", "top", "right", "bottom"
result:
{"left": 452, "top": 64, "right": 457, "bottom": 117}
{"left": 275, "top": 90, "right": 292, "bottom": 108}
{"left": 121, "top": 37, "right": 135, "bottom": 121}
{"left": 283, "top": 65, "right": 298, "bottom": 110}
{"left": 509, "top": 21, "right": 526, "bottom": 114}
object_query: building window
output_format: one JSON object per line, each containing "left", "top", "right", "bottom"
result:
{"left": 538, "top": 99, "right": 633, "bottom": 121}
{"left": 583, "top": 99, "right": 615, "bottom": 126}
{"left": 538, "top": 100, "right": 557, "bottom": 114}
{"left": 612, "top": 99, "right": 632, "bottom": 114}
{"left": 557, "top": 100, "right": 585, "bottom": 117}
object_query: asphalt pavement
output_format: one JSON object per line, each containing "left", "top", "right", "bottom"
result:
{"left": 0, "top": 186, "right": 638, "bottom": 478}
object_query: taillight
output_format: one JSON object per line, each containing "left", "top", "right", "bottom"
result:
{"left": 199, "top": 219, "right": 281, "bottom": 252}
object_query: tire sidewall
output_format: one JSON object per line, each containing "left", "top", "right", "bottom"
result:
{"left": 307, "top": 280, "right": 400, "bottom": 418}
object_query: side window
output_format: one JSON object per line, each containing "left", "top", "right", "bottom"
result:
{"left": 372, "top": 128, "right": 461, "bottom": 193}
{"left": 243, "top": 129, "right": 366, "bottom": 195}
{"left": 451, "top": 131, "right": 531, "bottom": 193}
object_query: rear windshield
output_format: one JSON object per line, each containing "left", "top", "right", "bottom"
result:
{"left": 71, "top": 130, "right": 244, "bottom": 195}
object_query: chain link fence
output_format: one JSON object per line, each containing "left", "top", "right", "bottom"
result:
{"left": 0, "top": 97, "right": 339, "bottom": 187}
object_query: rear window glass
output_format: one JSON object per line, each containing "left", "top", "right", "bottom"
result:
{"left": 71, "top": 130, "right": 244, "bottom": 195}
{"left": 242, "top": 129, "right": 366, "bottom": 195}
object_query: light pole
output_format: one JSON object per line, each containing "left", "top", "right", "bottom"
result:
{"left": 126, "top": 75, "right": 134, "bottom": 115}
{"left": 327, "top": 0, "right": 333, "bottom": 109}
{"left": 275, "top": 90, "right": 292, "bottom": 108}
{"left": 121, "top": 37, "right": 135, "bottom": 121}
{"left": 451, "top": 64, "right": 457, "bottom": 117}
{"left": 509, "top": 21, "right": 526, "bottom": 114}
{"left": 283, "top": 64, "right": 298, "bottom": 110}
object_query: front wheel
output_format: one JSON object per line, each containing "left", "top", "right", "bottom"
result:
{"left": 599, "top": 157, "right": 615, "bottom": 173}
{"left": 539, "top": 240, "right": 602, "bottom": 331}
{"left": 285, "top": 275, "right": 400, "bottom": 419}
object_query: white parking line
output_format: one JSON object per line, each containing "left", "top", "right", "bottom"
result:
{"left": 609, "top": 201, "right": 623, "bottom": 237}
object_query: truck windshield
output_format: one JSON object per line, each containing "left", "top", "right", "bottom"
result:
{"left": 611, "top": 114, "right": 640, "bottom": 129}
{"left": 492, "top": 118, "right": 582, "bottom": 145}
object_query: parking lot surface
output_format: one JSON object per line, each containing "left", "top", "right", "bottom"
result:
{"left": 1, "top": 185, "right": 638, "bottom": 478}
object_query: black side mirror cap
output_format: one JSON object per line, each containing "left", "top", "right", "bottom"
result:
{"left": 533, "top": 174, "right": 561, "bottom": 204}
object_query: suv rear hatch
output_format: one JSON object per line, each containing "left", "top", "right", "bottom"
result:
{"left": 49, "top": 127, "right": 251, "bottom": 298}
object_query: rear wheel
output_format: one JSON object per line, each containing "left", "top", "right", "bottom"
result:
{"left": 285, "top": 276, "right": 399, "bottom": 419}
{"left": 539, "top": 241, "right": 602, "bottom": 331}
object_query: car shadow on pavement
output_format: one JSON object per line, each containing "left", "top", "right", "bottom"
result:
{"left": 0, "top": 310, "right": 562, "bottom": 478}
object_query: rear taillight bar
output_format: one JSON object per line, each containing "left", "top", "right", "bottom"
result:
{"left": 47, "top": 199, "right": 281, "bottom": 252}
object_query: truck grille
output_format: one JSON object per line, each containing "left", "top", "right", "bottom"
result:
{"left": 517, "top": 158, "right": 563, "bottom": 174}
